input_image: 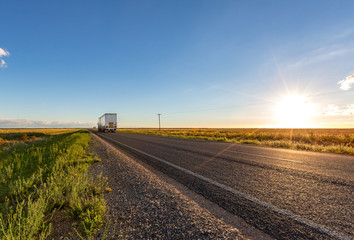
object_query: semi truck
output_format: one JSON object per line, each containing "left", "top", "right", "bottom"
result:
{"left": 98, "top": 113, "right": 117, "bottom": 132}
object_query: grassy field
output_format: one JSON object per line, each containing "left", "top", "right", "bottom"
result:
{"left": 0, "top": 129, "right": 81, "bottom": 154}
{"left": 119, "top": 128, "right": 354, "bottom": 155}
{"left": 0, "top": 129, "right": 108, "bottom": 239}
{"left": 0, "top": 128, "right": 80, "bottom": 135}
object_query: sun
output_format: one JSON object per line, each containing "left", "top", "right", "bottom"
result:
{"left": 274, "top": 94, "right": 315, "bottom": 128}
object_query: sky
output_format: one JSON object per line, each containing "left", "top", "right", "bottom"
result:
{"left": 0, "top": 0, "right": 353, "bottom": 128}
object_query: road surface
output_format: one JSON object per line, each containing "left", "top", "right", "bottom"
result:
{"left": 94, "top": 131, "right": 353, "bottom": 240}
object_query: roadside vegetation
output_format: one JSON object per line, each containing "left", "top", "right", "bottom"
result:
{"left": 119, "top": 128, "right": 354, "bottom": 155}
{"left": 0, "top": 129, "right": 109, "bottom": 239}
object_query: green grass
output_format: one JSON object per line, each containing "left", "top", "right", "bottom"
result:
{"left": 0, "top": 130, "right": 107, "bottom": 239}
{"left": 119, "top": 128, "right": 354, "bottom": 155}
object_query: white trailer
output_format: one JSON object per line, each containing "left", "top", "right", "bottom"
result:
{"left": 98, "top": 113, "right": 117, "bottom": 132}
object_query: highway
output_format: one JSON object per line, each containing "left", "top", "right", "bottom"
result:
{"left": 94, "top": 131, "right": 354, "bottom": 240}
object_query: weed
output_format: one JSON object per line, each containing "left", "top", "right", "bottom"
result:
{"left": 78, "top": 197, "right": 106, "bottom": 236}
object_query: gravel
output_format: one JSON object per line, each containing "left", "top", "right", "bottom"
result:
{"left": 88, "top": 133, "right": 245, "bottom": 239}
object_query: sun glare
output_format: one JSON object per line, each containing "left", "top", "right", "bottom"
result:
{"left": 274, "top": 94, "right": 315, "bottom": 128}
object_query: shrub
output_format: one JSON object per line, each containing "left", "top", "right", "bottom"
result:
{"left": 21, "top": 133, "right": 28, "bottom": 143}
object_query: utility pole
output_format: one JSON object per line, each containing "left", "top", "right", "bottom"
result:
{"left": 157, "top": 113, "right": 161, "bottom": 131}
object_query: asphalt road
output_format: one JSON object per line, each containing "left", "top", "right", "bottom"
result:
{"left": 94, "top": 131, "right": 354, "bottom": 240}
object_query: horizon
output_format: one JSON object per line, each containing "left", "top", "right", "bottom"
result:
{"left": 1, "top": 1, "right": 353, "bottom": 128}
{"left": 1, "top": 127, "right": 353, "bottom": 130}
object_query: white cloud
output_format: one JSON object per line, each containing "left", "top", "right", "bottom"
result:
{"left": 0, "top": 59, "right": 7, "bottom": 68}
{"left": 0, "top": 48, "right": 10, "bottom": 68}
{"left": 0, "top": 48, "right": 10, "bottom": 57}
{"left": 338, "top": 74, "right": 354, "bottom": 90}
{"left": 0, "top": 118, "right": 95, "bottom": 128}
{"left": 322, "top": 104, "right": 354, "bottom": 116}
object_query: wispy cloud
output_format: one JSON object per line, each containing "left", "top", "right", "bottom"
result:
{"left": 0, "top": 48, "right": 10, "bottom": 57}
{"left": 338, "top": 74, "right": 354, "bottom": 90}
{"left": 0, "top": 48, "right": 10, "bottom": 68}
{"left": 0, "top": 118, "right": 95, "bottom": 128}
{"left": 322, "top": 104, "right": 354, "bottom": 116}
{"left": 329, "top": 28, "right": 354, "bottom": 41}
{"left": 0, "top": 59, "right": 7, "bottom": 68}
{"left": 291, "top": 46, "right": 354, "bottom": 69}
{"left": 286, "top": 28, "right": 354, "bottom": 69}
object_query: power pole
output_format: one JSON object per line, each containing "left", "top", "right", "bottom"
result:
{"left": 157, "top": 113, "right": 161, "bottom": 131}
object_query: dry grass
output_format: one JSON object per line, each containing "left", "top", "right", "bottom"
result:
{"left": 0, "top": 128, "right": 80, "bottom": 135}
{"left": 119, "top": 128, "right": 354, "bottom": 155}
{"left": 0, "top": 129, "right": 81, "bottom": 149}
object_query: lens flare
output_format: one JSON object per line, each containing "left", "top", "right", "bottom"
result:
{"left": 274, "top": 94, "right": 315, "bottom": 128}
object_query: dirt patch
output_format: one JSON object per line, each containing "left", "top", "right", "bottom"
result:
{"left": 47, "top": 209, "right": 76, "bottom": 239}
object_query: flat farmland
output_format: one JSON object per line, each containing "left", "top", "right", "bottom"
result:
{"left": 0, "top": 129, "right": 81, "bottom": 153}
{"left": 0, "top": 128, "right": 80, "bottom": 135}
{"left": 119, "top": 128, "right": 354, "bottom": 155}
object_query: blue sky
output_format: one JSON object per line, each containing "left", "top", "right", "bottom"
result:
{"left": 1, "top": 0, "right": 353, "bottom": 128}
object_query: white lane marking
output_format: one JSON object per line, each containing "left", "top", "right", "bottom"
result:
{"left": 225, "top": 150, "right": 303, "bottom": 163}
{"left": 97, "top": 133, "right": 351, "bottom": 240}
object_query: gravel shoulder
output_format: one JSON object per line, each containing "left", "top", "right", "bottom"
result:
{"left": 88, "top": 132, "right": 262, "bottom": 239}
